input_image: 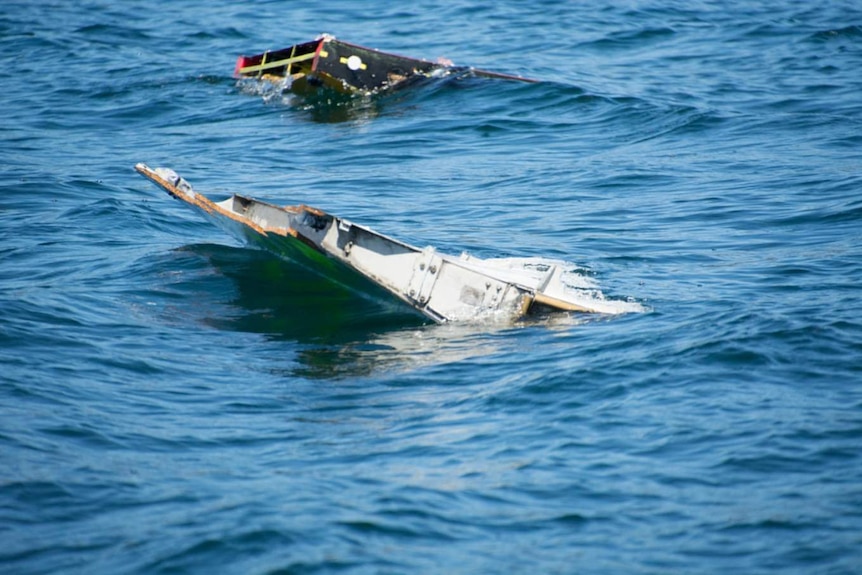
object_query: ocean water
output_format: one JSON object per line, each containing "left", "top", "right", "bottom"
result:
{"left": 2, "top": 1, "right": 861, "bottom": 573}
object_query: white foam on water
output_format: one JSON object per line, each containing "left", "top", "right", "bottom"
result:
{"left": 471, "top": 256, "right": 647, "bottom": 316}
{"left": 235, "top": 77, "right": 297, "bottom": 106}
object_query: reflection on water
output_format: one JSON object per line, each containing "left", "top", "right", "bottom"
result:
{"left": 169, "top": 244, "right": 492, "bottom": 378}
{"left": 236, "top": 76, "right": 384, "bottom": 124}
{"left": 283, "top": 308, "right": 599, "bottom": 380}
{"left": 159, "top": 244, "right": 596, "bottom": 379}
{"left": 288, "top": 325, "right": 496, "bottom": 380}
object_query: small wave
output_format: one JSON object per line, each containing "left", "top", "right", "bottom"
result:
{"left": 577, "top": 26, "right": 677, "bottom": 52}
{"left": 809, "top": 25, "right": 862, "bottom": 42}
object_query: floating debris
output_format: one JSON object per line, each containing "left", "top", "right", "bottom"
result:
{"left": 234, "top": 34, "right": 537, "bottom": 95}
{"left": 135, "top": 164, "right": 622, "bottom": 323}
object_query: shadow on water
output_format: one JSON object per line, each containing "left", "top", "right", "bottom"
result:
{"left": 183, "top": 243, "right": 427, "bottom": 342}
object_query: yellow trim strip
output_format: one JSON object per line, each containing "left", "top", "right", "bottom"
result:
{"left": 238, "top": 51, "right": 316, "bottom": 75}
{"left": 286, "top": 44, "right": 296, "bottom": 76}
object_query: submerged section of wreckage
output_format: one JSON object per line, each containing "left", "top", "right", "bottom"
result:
{"left": 234, "top": 34, "right": 536, "bottom": 95}
{"left": 135, "top": 164, "right": 612, "bottom": 323}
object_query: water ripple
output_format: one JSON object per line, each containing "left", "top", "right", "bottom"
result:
{"left": 2, "top": 1, "right": 862, "bottom": 574}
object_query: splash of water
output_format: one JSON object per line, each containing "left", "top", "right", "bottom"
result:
{"left": 470, "top": 255, "right": 647, "bottom": 316}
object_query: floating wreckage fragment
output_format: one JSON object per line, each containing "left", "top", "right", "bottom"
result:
{"left": 234, "top": 34, "right": 537, "bottom": 95}
{"left": 135, "top": 164, "right": 618, "bottom": 323}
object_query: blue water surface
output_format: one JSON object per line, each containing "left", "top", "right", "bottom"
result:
{"left": 2, "top": 1, "right": 862, "bottom": 573}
